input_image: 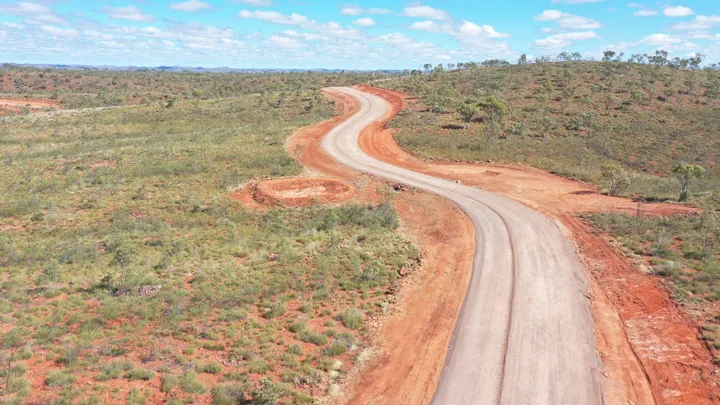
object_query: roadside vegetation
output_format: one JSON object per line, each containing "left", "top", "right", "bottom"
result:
{"left": 379, "top": 51, "right": 719, "bottom": 204}
{"left": 583, "top": 209, "right": 720, "bottom": 362}
{"left": 0, "top": 74, "right": 419, "bottom": 404}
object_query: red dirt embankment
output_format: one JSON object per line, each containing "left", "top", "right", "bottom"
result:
{"left": 349, "top": 84, "right": 718, "bottom": 405}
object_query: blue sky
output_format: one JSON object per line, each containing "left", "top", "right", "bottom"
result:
{"left": 0, "top": 0, "right": 718, "bottom": 69}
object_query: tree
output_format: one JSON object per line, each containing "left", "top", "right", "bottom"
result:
{"left": 602, "top": 50, "right": 616, "bottom": 62}
{"left": 518, "top": 53, "right": 528, "bottom": 65}
{"left": 448, "top": 63, "right": 455, "bottom": 70}
{"left": 423, "top": 63, "right": 432, "bottom": 73}
{"left": 479, "top": 96, "right": 508, "bottom": 150}
{"left": 672, "top": 163, "right": 706, "bottom": 201}
{"left": 601, "top": 162, "right": 631, "bottom": 196}
{"left": 571, "top": 52, "right": 583, "bottom": 61}
{"left": 648, "top": 50, "right": 669, "bottom": 67}
{"left": 689, "top": 53, "right": 705, "bottom": 69}
{"left": 457, "top": 102, "right": 479, "bottom": 129}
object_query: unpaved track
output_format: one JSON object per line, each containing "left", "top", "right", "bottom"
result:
{"left": 324, "top": 87, "right": 603, "bottom": 405}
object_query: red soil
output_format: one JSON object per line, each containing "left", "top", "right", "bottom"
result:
{"left": 0, "top": 97, "right": 60, "bottom": 115}
{"left": 230, "top": 177, "right": 355, "bottom": 208}
{"left": 346, "top": 84, "right": 718, "bottom": 405}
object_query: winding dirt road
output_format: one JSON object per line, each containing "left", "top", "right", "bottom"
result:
{"left": 323, "top": 87, "right": 603, "bottom": 404}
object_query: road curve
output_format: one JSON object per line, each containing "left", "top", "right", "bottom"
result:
{"left": 322, "top": 87, "right": 604, "bottom": 405}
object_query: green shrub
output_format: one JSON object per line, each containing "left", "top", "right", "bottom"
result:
{"left": 263, "top": 302, "right": 286, "bottom": 319}
{"left": 325, "top": 340, "right": 347, "bottom": 356}
{"left": 181, "top": 371, "right": 206, "bottom": 394}
{"left": 200, "top": 362, "right": 222, "bottom": 374}
{"left": 45, "top": 371, "right": 76, "bottom": 387}
{"left": 125, "top": 368, "right": 155, "bottom": 381}
{"left": 96, "top": 361, "right": 134, "bottom": 381}
{"left": 217, "top": 308, "right": 248, "bottom": 322}
{"left": 287, "top": 344, "right": 303, "bottom": 356}
{"left": 296, "top": 330, "right": 328, "bottom": 346}
{"left": 288, "top": 321, "right": 306, "bottom": 333}
{"left": 161, "top": 374, "right": 179, "bottom": 393}
{"left": 341, "top": 309, "right": 364, "bottom": 330}
{"left": 213, "top": 382, "right": 249, "bottom": 405}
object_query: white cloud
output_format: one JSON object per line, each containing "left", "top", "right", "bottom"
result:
{"left": 340, "top": 5, "right": 391, "bottom": 15}
{"left": 640, "top": 33, "right": 682, "bottom": 45}
{"left": 535, "top": 30, "right": 600, "bottom": 49}
{"left": 672, "top": 15, "right": 720, "bottom": 30}
{"left": 264, "top": 35, "right": 306, "bottom": 48}
{"left": 0, "top": 2, "right": 67, "bottom": 25}
{"left": 353, "top": 18, "right": 376, "bottom": 27}
{"left": 535, "top": 10, "right": 565, "bottom": 21}
{"left": 627, "top": 2, "right": 642, "bottom": 8}
{"left": 170, "top": 0, "right": 212, "bottom": 12}
{"left": 633, "top": 9, "right": 658, "bottom": 17}
{"left": 235, "top": 0, "right": 273, "bottom": 5}
{"left": 664, "top": 6, "right": 694, "bottom": 17}
{"left": 401, "top": 6, "right": 450, "bottom": 21}
{"left": 409, "top": 20, "right": 508, "bottom": 40}
{"left": 534, "top": 10, "right": 602, "bottom": 29}
{"left": 41, "top": 25, "right": 79, "bottom": 38}
{"left": 239, "top": 10, "right": 311, "bottom": 25}
{"left": 457, "top": 22, "right": 508, "bottom": 39}
{"left": 103, "top": 5, "right": 155, "bottom": 22}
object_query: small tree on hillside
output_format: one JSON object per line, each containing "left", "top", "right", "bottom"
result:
{"left": 457, "top": 102, "right": 479, "bottom": 129}
{"left": 602, "top": 50, "right": 616, "bottom": 62}
{"left": 423, "top": 64, "right": 432, "bottom": 73}
{"left": 672, "top": 163, "right": 706, "bottom": 201}
{"left": 479, "top": 96, "right": 508, "bottom": 150}
{"left": 518, "top": 53, "right": 528, "bottom": 65}
{"left": 601, "top": 162, "right": 631, "bottom": 196}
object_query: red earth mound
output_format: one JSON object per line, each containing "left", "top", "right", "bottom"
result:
{"left": 252, "top": 177, "right": 355, "bottom": 207}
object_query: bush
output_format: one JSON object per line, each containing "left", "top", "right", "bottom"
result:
{"left": 341, "top": 309, "right": 364, "bottom": 330}
{"left": 296, "top": 330, "right": 328, "bottom": 346}
{"left": 216, "top": 308, "right": 248, "bottom": 322}
{"left": 213, "top": 382, "right": 249, "bottom": 405}
{"left": 288, "top": 321, "right": 306, "bottom": 333}
{"left": 287, "top": 344, "right": 303, "bottom": 356}
{"left": 45, "top": 371, "right": 76, "bottom": 387}
{"left": 181, "top": 371, "right": 207, "bottom": 394}
{"left": 96, "top": 361, "right": 134, "bottom": 381}
{"left": 263, "top": 302, "right": 286, "bottom": 319}
{"left": 252, "top": 378, "right": 285, "bottom": 405}
{"left": 161, "top": 374, "right": 179, "bottom": 393}
{"left": 325, "top": 340, "right": 347, "bottom": 356}
{"left": 200, "top": 362, "right": 223, "bottom": 374}
{"left": 125, "top": 368, "right": 155, "bottom": 381}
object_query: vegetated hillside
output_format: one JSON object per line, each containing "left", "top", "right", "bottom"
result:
{"left": 380, "top": 56, "right": 720, "bottom": 362}
{"left": 0, "top": 81, "right": 419, "bottom": 404}
{"left": 378, "top": 58, "right": 720, "bottom": 204}
{"left": 0, "top": 65, "right": 388, "bottom": 109}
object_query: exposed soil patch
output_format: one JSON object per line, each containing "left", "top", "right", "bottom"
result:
{"left": 252, "top": 177, "right": 355, "bottom": 207}
{"left": 0, "top": 97, "right": 60, "bottom": 115}
{"left": 350, "top": 84, "right": 718, "bottom": 405}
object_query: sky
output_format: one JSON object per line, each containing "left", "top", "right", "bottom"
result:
{"left": 0, "top": 0, "right": 718, "bottom": 69}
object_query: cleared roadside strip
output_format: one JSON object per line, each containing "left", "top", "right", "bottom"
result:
{"left": 322, "top": 87, "right": 604, "bottom": 405}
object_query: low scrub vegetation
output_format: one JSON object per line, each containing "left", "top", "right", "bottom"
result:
{"left": 380, "top": 56, "right": 719, "bottom": 203}
{"left": 0, "top": 73, "right": 420, "bottom": 404}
